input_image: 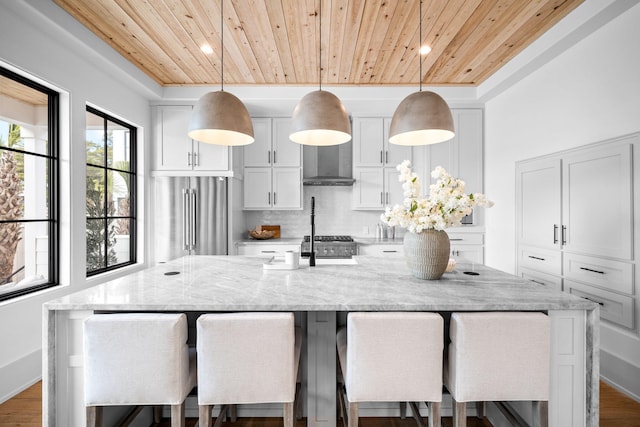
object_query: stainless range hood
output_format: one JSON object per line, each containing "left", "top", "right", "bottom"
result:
{"left": 302, "top": 140, "right": 355, "bottom": 186}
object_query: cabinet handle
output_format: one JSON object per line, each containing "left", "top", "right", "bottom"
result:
{"left": 561, "top": 225, "right": 567, "bottom": 245}
{"left": 194, "top": 151, "right": 199, "bottom": 166}
{"left": 380, "top": 151, "right": 383, "bottom": 164}
{"left": 580, "top": 267, "right": 605, "bottom": 275}
{"left": 268, "top": 192, "right": 271, "bottom": 205}
{"left": 273, "top": 192, "right": 277, "bottom": 206}
{"left": 268, "top": 150, "right": 271, "bottom": 164}
{"left": 385, "top": 151, "right": 389, "bottom": 164}
{"left": 273, "top": 150, "right": 277, "bottom": 164}
{"left": 386, "top": 192, "right": 389, "bottom": 204}
{"left": 261, "top": 250, "right": 277, "bottom": 254}
{"left": 383, "top": 250, "right": 398, "bottom": 253}
{"left": 187, "top": 152, "right": 192, "bottom": 166}
{"left": 530, "top": 279, "right": 546, "bottom": 286}
{"left": 528, "top": 255, "right": 546, "bottom": 261}
{"left": 450, "top": 238, "right": 464, "bottom": 241}
{"left": 553, "top": 224, "right": 558, "bottom": 244}
{"left": 583, "top": 297, "right": 604, "bottom": 306}
{"left": 380, "top": 192, "right": 384, "bottom": 204}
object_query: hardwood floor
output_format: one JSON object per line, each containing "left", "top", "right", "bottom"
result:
{"left": 1, "top": 381, "right": 638, "bottom": 426}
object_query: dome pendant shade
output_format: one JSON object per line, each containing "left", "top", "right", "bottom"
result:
{"left": 290, "top": 90, "right": 351, "bottom": 146}
{"left": 188, "top": 91, "right": 254, "bottom": 146}
{"left": 388, "top": 91, "right": 455, "bottom": 146}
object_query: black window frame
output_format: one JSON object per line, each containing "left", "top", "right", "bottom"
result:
{"left": 85, "top": 105, "right": 137, "bottom": 277}
{"left": 0, "top": 66, "right": 59, "bottom": 302}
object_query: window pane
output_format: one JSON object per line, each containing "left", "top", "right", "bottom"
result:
{"left": 86, "top": 110, "right": 105, "bottom": 167}
{"left": 0, "top": 150, "right": 49, "bottom": 221}
{"left": 0, "top": 221, "right": 49, "bottom": 295}
{"left": 108, "top": 171, "right": 130, "bottom": 216}
{"left": 86, "top": 166, "right": 106, "bottom": 217}
{"left": 107, "top": 120, "right": 131, "bottom": 170}
{"left": 86, "top": 218, "right": 112, "bottom": 272}
{"left": 110, "top": 219, "right": 130, "bottom": 267}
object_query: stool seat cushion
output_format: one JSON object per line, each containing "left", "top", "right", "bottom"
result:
{"left": 338, "top": 312, "right": 443, "bottom": 403}
{"left": 446, "top": 312, "right": 550, "bottom": 402}
{"left": 83, "top": 313, "right": 195, "bottom": 406}
{"left": 197, "top": 312, "right": 299, "bottom": 405}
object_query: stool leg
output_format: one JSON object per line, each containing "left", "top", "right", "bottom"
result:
{"left": 452, "top": 399, "right": 466, "bottom": 427}
{"left": 348, "top": 401, "right": 359, "bottom": 427}
{"left": 533, "top": 401, "right": 549, "bottom": 427}
{"left": 199, "top": 405, "right": 213, "bottom": 427}
{"left": 171, "top": 402, "right": 185, "bottom": 427}
{"left": 229, "top": 404, "right": 238, "bottom": 422}
{"left": 475, "top": 401, "right": 485, "bottom": 419}
{"left": 284, "top": 402, "right": 294, "bottom": 427}
{"left": 86, "top": 406, "right": 102, "bottom": 427}
{"left": 428, "top": 401, "right": 441, "bottom": 427}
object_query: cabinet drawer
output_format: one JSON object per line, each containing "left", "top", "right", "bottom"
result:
{"left": 520, "top": 267, "right": 562, "bottom": 292}
{"left": 358, "top": 244, "right": 403, "bottom": 256}
{"left": 563, "top": 253, "right": 633, "bottom": 295}
{"left": 565, "top": 280, "right": 634, "bottom": 329}
{"left": 447, "top": 232, "right": 483, "bottom": 245}
{"left": 518, "top": 246, "right": 561, "bottom": 276}
{"left": 236, "top": 244, "right": 300, "bottom": 256}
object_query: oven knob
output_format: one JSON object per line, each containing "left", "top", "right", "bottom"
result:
{"left": 330, "top": 248, "right": 335, "bottom": 254}
{"left": 323, "top": 248, "right": 328, "bottom": 255}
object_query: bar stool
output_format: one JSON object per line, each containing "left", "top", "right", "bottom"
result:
{"left": 83, "top": 312, "right": 196, "bottom": 427}
{"left": 445, "top": 312, "right": 550, "bottom": 427}
{"left": 196, "top": 312, "right": 302, "bottom": 427}
{"left": 337, "top": 312, "right": 444, "bottom": 427}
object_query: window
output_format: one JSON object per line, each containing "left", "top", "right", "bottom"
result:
{"left": 0, "top": 67, "right": 59, "bottom": 301}
{"left": 85, "top": 106, "right": 136, "bottom": 276}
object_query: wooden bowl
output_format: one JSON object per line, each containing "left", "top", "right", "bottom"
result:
{"left": 248, "top": 229, "right": 275, "bottom": 240}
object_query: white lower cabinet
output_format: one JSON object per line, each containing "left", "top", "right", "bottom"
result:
{"left": 448, "top": 232, "right": 484, "bottom": 264}
{"left": 357, "top": 243, "right": 403, "bottom": 256}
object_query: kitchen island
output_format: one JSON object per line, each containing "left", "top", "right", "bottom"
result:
{"left": 43, "top": 255, "right": 599, "bottom": 426}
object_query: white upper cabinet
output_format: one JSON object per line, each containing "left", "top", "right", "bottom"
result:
{"left": 516, "top": 158, "right": 562, "bottom": 250}
{"left": 243, "top": 118, "right": 302, "bottom": 210}
{"left": 562, "top": 144, "right": 632, "bottom": 259}
{"left": 154, "top": 105, "right": 230, "bottom": 173}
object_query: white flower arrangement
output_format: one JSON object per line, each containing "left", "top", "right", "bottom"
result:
{"left": 381, "top": 160, "right": 493, "bottom": 233}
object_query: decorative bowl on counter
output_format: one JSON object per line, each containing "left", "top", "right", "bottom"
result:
{"left": 248, "top": 229, "right": 275, "bottom": 240}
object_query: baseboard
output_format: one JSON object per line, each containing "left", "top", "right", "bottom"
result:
{"left": 601, "top": 349, "right": 640, "bottom": 402}
{"left": 0, "top": 349, "right": 42, "bottom": 404}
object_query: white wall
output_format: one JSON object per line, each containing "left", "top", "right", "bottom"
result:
{"left": 0, "top": 1, "right": 155, "bottom": 402}
{"left": 484, "top": 2, "right": 640, "bottom": 398}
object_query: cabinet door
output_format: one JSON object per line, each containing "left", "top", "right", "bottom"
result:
{"left": 562, "top": 144, "right": 632, "bottom": 259}
{"left": 272, "top": 168, "right": 302, "bottom": 209}
{"left": 353, "top": 168, "right": 384, "bottom": 209}
{"left": 383, "top": 118, "right": 412, "bottom": 166}
{"left": 193, "top": 142, "right": 229, "bottom": 171}
{"left": 272, "top": 118, "right": 301, "bottom": 167}
{"left": 516, "top": 158, "right": 562, "bottom": 249}
{"left": 243, "top": 167, "right": 272, "bottom": 209}
{"left": 353, "top": 118, "right": 384, "bottom": 167}
{"left": 455, "top": 109, "right": 483, "bottom": 194}
{"left": 384, "top": 168, "right": 404, "bottom": 207}
{"left": 156, "top": 105, "right": 192, "bottom": 170}
{"left": 244, "top": 118, "right": 272, "bottom": 167}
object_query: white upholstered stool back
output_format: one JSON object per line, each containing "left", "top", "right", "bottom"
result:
{"left": 445, "top": 312, "right": 551, "bottom": 427}
{"left": 83, "top": 312, "right": 196, "bottom": 427}
{"left": 196, "top": 312, "right": 302, "bottom": 427}
{"left": 337, "top": 312, "right": 444, "bottom": 427}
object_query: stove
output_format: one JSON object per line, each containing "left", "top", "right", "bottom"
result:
{"left": 301, "top": 235, "right": 357, "bottom": 259}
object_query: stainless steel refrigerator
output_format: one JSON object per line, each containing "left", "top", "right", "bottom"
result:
{"left": 154, "top": 176, "right": 228, "bottom": 262}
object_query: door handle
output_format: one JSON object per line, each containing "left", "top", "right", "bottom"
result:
{"left": 182, "top": 189, "right": 189, "bottom": 250}
{"left": 190, "top": 189, "right": 197, "bottom": 249}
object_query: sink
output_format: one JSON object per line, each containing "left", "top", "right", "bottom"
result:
{"left": 300, "top": 258, "right": 358, "bottom": 266}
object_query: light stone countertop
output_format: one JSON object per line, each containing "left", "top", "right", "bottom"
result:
{"left": 45, "top": 255, "right": 597, "bottom": 312}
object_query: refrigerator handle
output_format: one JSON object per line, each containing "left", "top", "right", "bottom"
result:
{"left": 182, "top": 189, "right": 189, "bottom": 250}
{"left": 190, "top": 189, "right": 197, "bottom": 249}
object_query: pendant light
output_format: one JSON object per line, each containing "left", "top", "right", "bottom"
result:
{"left": 290, "top": 0, "right": 351, "bottom": 146}
{"left": 188, "top": 0, "right": 254, "bottom": 146}
{"left": 388, "top": 0, "right": 454, "bottom": 146}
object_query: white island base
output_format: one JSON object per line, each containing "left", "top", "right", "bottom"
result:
{"left": 43, "top": 256, "right": 598, "bottom": 426}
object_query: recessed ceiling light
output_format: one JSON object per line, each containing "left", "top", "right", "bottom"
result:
{"left": 201, "top": 44, "right": 214, "bottom": 54}
{"left": 420, "top": 45, "right": 432, "bottom": 55}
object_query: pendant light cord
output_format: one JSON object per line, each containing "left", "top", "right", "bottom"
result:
{"left": 221, "top": 0, "right": 224, "bottom": 91}
{"left": 319, "top": 0, "right": 322, "bottom": 91}
{"left": 419, "top": 0, "right": 422, "bottom": 92}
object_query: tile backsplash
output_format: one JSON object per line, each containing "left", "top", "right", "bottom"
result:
{"left": 245, "top": 186, "right": 397, "bottom": 238}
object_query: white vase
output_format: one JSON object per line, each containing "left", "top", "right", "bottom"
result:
{"left": 403, "top": 230, "right": 450, "bottom": 280}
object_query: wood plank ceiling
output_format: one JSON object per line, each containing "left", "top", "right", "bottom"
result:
{"left": 52, "top": 0, "right": 583, "bottom": 87}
